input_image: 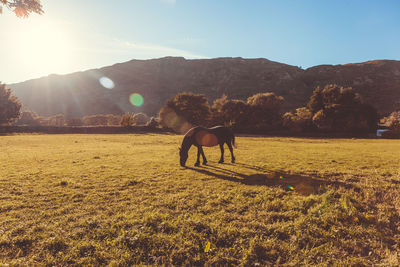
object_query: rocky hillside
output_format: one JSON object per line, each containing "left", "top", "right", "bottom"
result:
{"left": 9, "top": 57, "right": 400, "bottom": 118}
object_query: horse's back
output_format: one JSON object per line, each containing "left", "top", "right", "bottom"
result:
{"left": 208, "top": 125, "right": 225, "bottom": 130}
{"left": 209, "top": 125, "right": 233, "bottom": 137}
{"left": 184, "top": 126, "right": 233, "bottom": 146}
{"left": 185, "top": 126, "right": 223, "bottom": 136}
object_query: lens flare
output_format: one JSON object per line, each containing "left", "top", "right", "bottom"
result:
{"left": 160, "top": 107, "right": 192, "bottom": 133}
{"left": 288, "top": 185, "right": 294, "bottom": 191}
{"left": 99, "top": 76, "right": 115, "bottom": 89}
{"left": 129, "top": 93, "right": 144, "bottom": 107}
{"left": 180, "top": 122, "right": 193, "bottom": 134}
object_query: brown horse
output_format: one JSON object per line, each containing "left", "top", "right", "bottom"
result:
{"left": 179, "top": 126, "right": 235, "bottom": 167}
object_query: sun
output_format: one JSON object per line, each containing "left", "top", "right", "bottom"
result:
{"left": 14, "top": 20, "right": 76, "bottom": 78}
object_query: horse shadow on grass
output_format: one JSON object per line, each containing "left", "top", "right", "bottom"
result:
{"left": 186, "top": 162, "right": 359, "bottom": 196}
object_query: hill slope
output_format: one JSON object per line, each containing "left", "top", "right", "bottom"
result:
{"left": 9, "top": 57, "right": 400, "bottom": 118}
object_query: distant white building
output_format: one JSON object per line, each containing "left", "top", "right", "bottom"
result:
{"left": 376, "top": 123, "right": 389, "bottom": 137}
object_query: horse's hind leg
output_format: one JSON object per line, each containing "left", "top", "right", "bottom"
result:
{"left": 200, "top": 147, "right": 207, "bottom": 165}
{"left": 218, "top": 144, "right": 224, "bottom": 163}
{"left": 195, "top": 146, "right": 201, "bottom": 166}
{"left": 227, "top": 141, "right": 235, "bottom": 163}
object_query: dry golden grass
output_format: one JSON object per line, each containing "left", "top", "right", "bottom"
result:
{"left": 0, "top": 134, "right": 399, "bottom": 266}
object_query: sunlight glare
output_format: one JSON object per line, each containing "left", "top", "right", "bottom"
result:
{"left": 15, "top": 21, "right": 75, "bottom": 78}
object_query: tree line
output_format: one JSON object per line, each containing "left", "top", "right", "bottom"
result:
{"left": 1, "top": 82, "right": 399, "bottom": 136}
{"left": 158, "top": 85, "right": 385, "bottom": 135}
{"left": 13, "top": 110, "right": 157, "bottom": 127}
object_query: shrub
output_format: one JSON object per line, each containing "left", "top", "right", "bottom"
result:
{"left": 132, "top": 113, "right": 150, "bottom": 126}
{"left": 48, "top": 114, "right": 65, "bottom": 126}
{"left": 381, "top": 111, "right": 400, "bottom": 138}
{"left": 385, "top": 111, "right": 400, "bottom": 131}
{"left": 82, "top": 114, "right": 109, "bottom": 126}
{"left": 106, "top": 114, "right": 122, "bottom": 126}
{"left": 66, "top": 118, "right": 83, "bottom": 126}
{"left": 14, "top": 110, "right": 40, "bottom": 126}
{"left": 146, "top": 117, "right": 159, "bottom": 128}
{"left": 120, "top": 113, "right": 133, "bottom": 126}
{"left": 0, "top": 83, "right": 21, "bottom": 125}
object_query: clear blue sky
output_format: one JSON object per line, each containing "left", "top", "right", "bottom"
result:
{"left": 1, "top": 0, "right": 399, "bottom": 83}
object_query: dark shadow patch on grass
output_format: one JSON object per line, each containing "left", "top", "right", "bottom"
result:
{"left": 125, "top": 180, "right": 140, "bottom": 187}
{"left": 185, "top": 167, "right": 243, "bottom": 184}
{"left": 187, "top": 163, "right": 359, "bottom": 196}
{"left": 14, "top": 238, "right": 34, "bottom": 256}
{"left": 201, "top": 164, "right": 248, "bottom": 178}
{"left": 44, "top": 238, "right": 68, "bottom": 256}
{"left": 391, "top": 179, "right": 400, "bottom": 185}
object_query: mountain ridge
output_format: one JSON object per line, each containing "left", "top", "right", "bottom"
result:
{"left": 9, "top": 57, "right": 400, "bottom": 118}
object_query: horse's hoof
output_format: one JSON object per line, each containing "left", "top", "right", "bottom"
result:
{"left": 231, "top": 160, "right": 235, "bottom": 163}
{"left": 194, "top": 162, "right": 200, "bottom": 167}
{"left": 218, "top": 160, "right": 224, "bottom": 164}
{"left": 203, "top": 161, "right": 207, "bottom": 165}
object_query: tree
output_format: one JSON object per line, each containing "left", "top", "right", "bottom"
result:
{"left": 307, "top": 86, "right": 324, "bottom": 113}
{"left": 210, "top": 94, "right": 229, "bottom": 125}
{"left": 307, "top": 84, "right": 377, "bottom": 133}
{"left": 282, "top": 107, "right": 313, "bottom": 133}
{"left": 210, "top": 94, "right": 249, "bottom": 127}
{"left": 0, "top": 0, "right": 43, "bottom": 17}
{"left": 247, "top": 92, "right": 284, "bottom": 110}
{"left": 159, "top": 92, "right": 211, "bottom": 133}
{"left": 211, "top": 98, "right": 250, "bottom": 129}
{"left": 0, "top": 83, "right": 21, "bottom": 125}
{"left": 246, "top": 92, "right": 284, "bottom": 130}
{"left": 209, "top": 92, "right": 285, "bottom": 132}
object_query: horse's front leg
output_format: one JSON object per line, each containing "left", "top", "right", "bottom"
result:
{"left": 218, "top": 144, "right": 224, "bottom": 163}
{"left": 200, "top": 146, "right": 207, "bottom": 165}
{"left": 195, "top": 146, "right": 201, "bottom": 166}
{"left": 227, "top": 142, "right": 235, "bottom": 163}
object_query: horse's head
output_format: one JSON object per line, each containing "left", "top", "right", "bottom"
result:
{"left": 179, "top": 146, "right": 188, "bottom": 167}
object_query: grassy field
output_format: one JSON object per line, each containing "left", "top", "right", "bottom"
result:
{"left": 0, "top": 134, "right": 399, "bottom": 266}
